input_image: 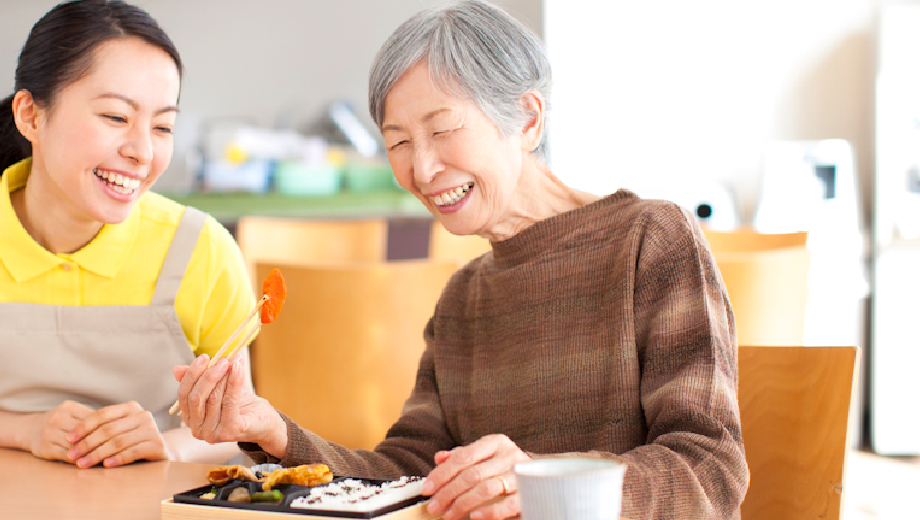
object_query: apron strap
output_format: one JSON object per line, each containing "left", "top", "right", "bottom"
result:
{"left": 151, "top": 206, "right": 207, "bottom": 306}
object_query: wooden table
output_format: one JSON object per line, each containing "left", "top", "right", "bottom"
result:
{"left": 0, "top": 448, "right": 626, "bottom": 519}
{"left": 0, "top": 447, "right": 213, "bottom": 520}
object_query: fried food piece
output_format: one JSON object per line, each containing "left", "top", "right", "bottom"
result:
{"left": 207, "top": 465, "right": 260, "bottom": 486}
{"left": 262, "top": 463, "right": 333, "bottom": 491}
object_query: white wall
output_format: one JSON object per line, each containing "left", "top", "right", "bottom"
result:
{"left": 545, "top": 0, "right": 880, "bottom": 227}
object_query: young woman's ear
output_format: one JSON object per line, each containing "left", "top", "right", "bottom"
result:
{"left": 519, "top": 90, "right": 545, "bottom": 153}
{"left": 12, "top": 90, "right": 41, "bottom": 144}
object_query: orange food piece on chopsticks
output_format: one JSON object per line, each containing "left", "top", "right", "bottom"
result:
{"left": 261, "top": 268, "right": 287, "bottom": 324}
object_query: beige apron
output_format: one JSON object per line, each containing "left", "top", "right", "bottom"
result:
{"left": 0, "top": 207, "right": 206, "bottom": 432}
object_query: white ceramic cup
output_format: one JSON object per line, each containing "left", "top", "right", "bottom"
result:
{"left": 514, "top": 458, "right": 626, "bottom": 520}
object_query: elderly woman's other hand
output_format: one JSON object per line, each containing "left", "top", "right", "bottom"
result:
{"left": 173, "top": 354, "right": 288, "bottom": 458}
{"left": 422, "top": 434, "right": 532, "bottom": 520}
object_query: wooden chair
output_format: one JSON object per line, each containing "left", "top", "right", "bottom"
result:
{"left": 738, "top": 345, "right": 861, "bottom": 520}
{"left": 703, "top": 230, "right": 811, "bottom": 346}
{"left": 703, "top": 229, "right": 808, "bottom": 252}
{"left": 253, "top": 260, "right": 458, "bottom": 451}
{"left": 428, "top": 221, "right": 491, "bottom": 269}
{"left": 236, "top": 216, "right": 387, "bottom": 292}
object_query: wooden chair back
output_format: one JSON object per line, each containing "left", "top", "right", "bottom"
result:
{"left": 703, "top": 230, "right": 811, "bottom": 346}
{"left": 237, "top": 216, "right": 387, "bottom": 291}
{"left": 738, "top": 345, "right": 860, "bottom": 520}
{"left": 703, "top": 229, "right": 808, "bottom": 252}
{"left": 428, "top": 221, "right": 491, "bottom": 268}
{"left": 253, "top": 260, "right": 457, "bottom": 451}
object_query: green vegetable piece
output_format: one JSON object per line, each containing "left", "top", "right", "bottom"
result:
{"left": 250, "top": 489, "right": 283, "bottom": 502}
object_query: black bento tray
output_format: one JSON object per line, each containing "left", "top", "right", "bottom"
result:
{"left": 172, "top": 477, "right": 427, "bottom": 519}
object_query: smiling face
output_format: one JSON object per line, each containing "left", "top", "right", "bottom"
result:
{"left": 381, "top": 61, "right": 526, "bottom": 239}
{"left": 22, "top": 37, "right": 180, "bottom": 226}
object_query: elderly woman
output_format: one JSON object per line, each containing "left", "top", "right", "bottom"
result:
{"left": 174, "top": 1, "right": 749, "bottom": 518}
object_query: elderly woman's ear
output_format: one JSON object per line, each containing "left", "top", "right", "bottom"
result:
{"left": 519, "top": 90, "right": 545, "bottom": 153}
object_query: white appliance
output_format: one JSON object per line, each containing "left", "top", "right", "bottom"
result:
{"left": 754, "top": 139, "right": 861, "bottom": 237}
{"left": 872, "top": 3, "right": 920, "bottom": 455}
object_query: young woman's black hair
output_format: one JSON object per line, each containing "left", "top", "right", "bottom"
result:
{"left": 0, "top": 0, "right": 183, "bottom": 173}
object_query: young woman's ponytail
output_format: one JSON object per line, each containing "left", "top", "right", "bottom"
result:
{"left": 0, "top": 94, "right": 31, "bottom": 175}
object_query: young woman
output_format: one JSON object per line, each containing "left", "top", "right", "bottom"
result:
{"left": 0, "top": 0, "right": 255, "bottom": 468}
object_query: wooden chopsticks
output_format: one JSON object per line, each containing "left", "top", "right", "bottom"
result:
{"left": 168, "top": 294, "right": 269, "bottom": 416}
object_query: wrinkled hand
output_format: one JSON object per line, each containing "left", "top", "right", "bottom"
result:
{"left": 173, "top": 354, "right": 286, "bottom": 457}
{"left": 423, "top": 434, "right": 532, "bottom": 520}
{"left": 65, "top": 401, "right": 168, "bottom": 468}
{"left": 26, "top": 400, "right": 93, "bottom": 463}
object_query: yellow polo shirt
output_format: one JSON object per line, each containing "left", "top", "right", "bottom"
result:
{"left": 0, "top": 159, "right": 255, "bottom": 357}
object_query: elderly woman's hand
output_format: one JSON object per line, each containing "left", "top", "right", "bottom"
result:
{"left": 173, "top": 354, "right": 288, "bottom": 458}
{"left": 422, "top": 434, "right": 532, "bottom": 520}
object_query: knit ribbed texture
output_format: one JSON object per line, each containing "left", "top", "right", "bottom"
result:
{"left": 243, "top": 190, "right": 749, "bottom": 519}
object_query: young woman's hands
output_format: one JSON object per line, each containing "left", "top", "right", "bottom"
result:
{"left": 24, "top": 400, "right": 92, "bottom": 462}
{"left": 64, "top": 401, "right": 169, "bottom": 468}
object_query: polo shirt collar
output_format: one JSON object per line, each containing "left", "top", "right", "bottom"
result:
{"left": 0, "top": 158, "right": 138, "bottom": 282}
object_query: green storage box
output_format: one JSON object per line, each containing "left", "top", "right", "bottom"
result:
{"left": 275, "top": 162, "right": 341, "bottom": 196}
{"left": 343, "top": 164, "right": 398, "bottom": 193}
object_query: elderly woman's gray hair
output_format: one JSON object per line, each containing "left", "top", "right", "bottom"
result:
{"left": 368, "top": 0, "right": 551, "bottom": 150}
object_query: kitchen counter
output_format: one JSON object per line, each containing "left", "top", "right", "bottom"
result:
{"left": 157, "top": 190, "right": 431, "bottom": 223}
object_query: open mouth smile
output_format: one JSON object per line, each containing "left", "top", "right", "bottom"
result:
{"left": 94, "top": 168, "right": 142, "bottom": 195}
{"left": 431, "top": 182, "right": 473, "bottom": 207}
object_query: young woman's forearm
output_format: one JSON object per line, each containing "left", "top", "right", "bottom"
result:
{"left": 0, "top": 410, "right": 36, "bottom": 451}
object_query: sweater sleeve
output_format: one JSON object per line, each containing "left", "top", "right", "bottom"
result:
{"left": 241, "top": 318, "right": 456, "bottom": 478}
{"left": 616, "top": 204, "right": 749, "bottom": 519}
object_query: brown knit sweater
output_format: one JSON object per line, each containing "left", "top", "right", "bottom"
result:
{"left": 243, "top": 190, "right": 749, "bottom": 519}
